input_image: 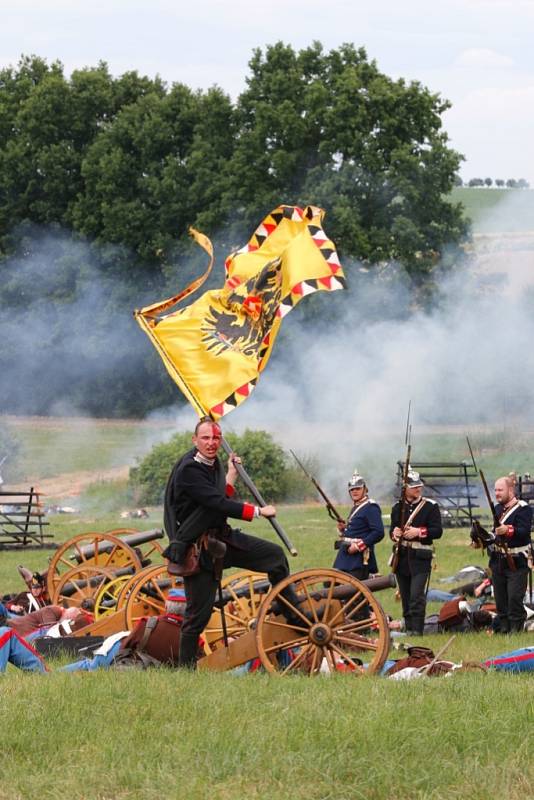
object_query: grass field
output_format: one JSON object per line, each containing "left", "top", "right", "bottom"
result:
{"left": 2, "top": 420, "right": 534, "bottom": 799}
{"left": 2, "top": 504, "right": 534, "bottom": 800}
{"left": 451, "top": 187, "right": 534, "bottom": 234}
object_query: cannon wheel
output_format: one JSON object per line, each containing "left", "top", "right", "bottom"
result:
{"left": 52, "top": 565, "right": 116, "bottom": 607}
{"left": 124, "top": 565, "right": 182, "bottom": 629}
{"left": 255, "top": 568, "right": 391, "bottom": 675}
{"left": 203, "top": 570, "right": 269, "bottom": 653}
{"left": 47, "top": 532, "right": 143, "bottom": 599}
{"left": 94, "top": 575, "right": 132, "bottom": 618}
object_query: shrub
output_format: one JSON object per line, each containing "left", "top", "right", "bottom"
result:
{"left": 129, "top": 428, "right": 307, "bottom": 505}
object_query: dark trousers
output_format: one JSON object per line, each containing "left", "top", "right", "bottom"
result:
{"left": 396, "top": 570, "right": 430, "bottom": 635}
{"left": 179, "top": 532, "right": 289, "bottom": 667}
{"left": 344, "top": 566, "right": 370, "bottom": 581}
{"left": 491, "top": 562, "right": 529, "bottom": 633}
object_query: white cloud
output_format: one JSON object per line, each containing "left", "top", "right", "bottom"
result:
{"left": 454, "top": 48, "right": 514, "bottom": 68}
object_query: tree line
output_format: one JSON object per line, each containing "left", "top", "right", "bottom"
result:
{"left": 0, "top": 43, "right": 468, "bottom": 417}
{"left": 455, "top": 177, "right": 530, "bottom": 188}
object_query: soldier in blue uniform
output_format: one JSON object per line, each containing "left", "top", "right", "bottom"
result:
{"left": 390, "top": 470, "right": 443, "bottom": 635}
{"left": 333, "top": 470, "right": 384, "bottom": 580}
{"left": 0, "top": 603, "right": 46, "bottom": 674}
{"left": 488, "top": 475, "right": 533, "bottom": 633}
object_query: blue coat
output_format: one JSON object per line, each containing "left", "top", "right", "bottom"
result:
{"left": 333, "top": 499, "right": 384, "bottom": 573}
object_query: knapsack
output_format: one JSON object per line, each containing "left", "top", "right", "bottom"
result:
{"left": 111, "top": 617, "right": 162, "bottom": 670}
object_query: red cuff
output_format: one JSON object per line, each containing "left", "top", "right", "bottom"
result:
{"left": 419, "top": 527, "right": 428, "bottom": 539}
{"left": 226, "top": 483, "right": 235, "bottom": 498}
{"left": 357, "top": 541, "right": 367, "bottom": 552}
{"left": 241, "top": 502, "right": 255, "bottom": 522}
{"left": 507, "top": 525, "right": 514, "bottom": 538}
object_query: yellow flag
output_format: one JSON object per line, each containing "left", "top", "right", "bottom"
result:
{"left": 135, "top": 205, "right": 346, "bottom": 419}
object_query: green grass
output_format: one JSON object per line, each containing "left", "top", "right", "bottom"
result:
{"left": 451, "top": 187, "right": 534, "bottom": 234}
{"left": 2, "top": 423, "right": 534, "bottom": 800}
{"left": 1, "top": 416, "right": 175, "bottom": 481}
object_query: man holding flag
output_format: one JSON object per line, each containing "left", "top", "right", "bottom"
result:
{"left": 163, "top": 417, "right": 295, "bottom": 668}
{"left": 136, "top": 204, "right": 346, "bottom": 667}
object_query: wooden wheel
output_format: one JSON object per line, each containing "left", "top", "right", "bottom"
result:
{"left": 123, "top": 565, "right": 183, "bottom": 630}
{"left": 52, "top": 565, "right": 116, "bottom": 607}
{"left": 254, "top": 568, "right": 391, "bottom": 676}
{"left": 105, "top": 528, "right": 164, "bottom": 565}
{"left": 47, "top": 532, "right": 142, "bottom": 599}
{"left": 203, "top": 570, "right": 269, "bottom": 653}
{"left": 94, "top": 575, "right": 132, "bottom": 618}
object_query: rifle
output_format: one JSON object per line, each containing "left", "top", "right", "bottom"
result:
{"left": 391, "top": 403, "right": 413, "bottom": 573}
{"left": 390, "top": 444, "right": 411, "bottom": 573}
{"left": 479, "top": 468, "right": 516, "bottom": 572}
{"left": 467, "top": 436, "right": 516, "bottom": 572}
{"left": 289, "top": 449, "right": 345, "bottom": 525}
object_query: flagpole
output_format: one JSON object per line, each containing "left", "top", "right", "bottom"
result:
{"left": 220, "top": 437, "right": 298, "bottom": 557}
{"left": 134, "top": 310, "right": 298, "bottom": 556}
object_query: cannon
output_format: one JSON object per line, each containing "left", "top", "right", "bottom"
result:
{"left": 72, "top": 529, "right": 164, "bottom": 562}
{"left": 69, "top": 565, "right": 395, "bottom": 675}
{"left": 199, "top": 569, "right": 393, "bottom": 675}
{"left": 46, "top": 529, "right": 164, "bottom": 599}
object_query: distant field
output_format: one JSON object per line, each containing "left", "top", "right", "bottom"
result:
{"left": 451, "top": 187, "right": 534, "bottom": 233}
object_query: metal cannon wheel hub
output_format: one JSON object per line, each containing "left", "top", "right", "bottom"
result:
{"left": 309, "top": 622, "right": 333, "bottom": 645}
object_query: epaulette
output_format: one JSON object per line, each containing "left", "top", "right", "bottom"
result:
{"left": 518, "top": 500, "right": 529, "bottom": 507}
{"left": 424, "top": 498, "right": 438, "bottom": 505}
{"left": 368, "top": 498, "right": 380, "bottom": 506}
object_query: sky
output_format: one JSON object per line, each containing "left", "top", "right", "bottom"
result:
{"left": 1, "top": 0, "right": 533, "bottom": 184}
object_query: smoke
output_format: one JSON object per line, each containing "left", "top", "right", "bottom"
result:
{"left": 2, "top": 194, "right": 534, "bottom": 500}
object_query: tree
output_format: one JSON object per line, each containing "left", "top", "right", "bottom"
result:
{"left": 484, "top": 177, "right": 493, "bottom": 187}
{"left": 468, "top": 178, "right": 483, "bottom": 187}
{"left": 223, "top": 41, "right": 468, "bottom": 281}
{"left": 495, "top": 179, "right": 505, "bottom": 187}
{"left": 506, "top": 178, "right": 517, "bottom": 188}
{"left": 517, "top": 178, "right": 530, "bottom": 189}
{"left": 72, "top": 84, "right": 235, "bottom": 267}
{"left": 453, "top": 175, "right": 463, "bottom": 186}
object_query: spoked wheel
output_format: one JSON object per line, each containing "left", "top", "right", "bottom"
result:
{"left": 52, "top": 565, "right": 116, "bottom": 607}
{"left": 255, "top": 568, "right": 391, "bottom": 676}
{"left": 105, "top": 528, "right": 164, "bottom": 566}
{"left": 47, "top": 532, "right": 142, "bottom": 599}
{"left": 94, "top": 575, "right": 132, "bottom": 618}
{"left": 203, "top": 570, "right": 269, "bottom": 653}
{"left": 123, "top": 565, "right": 183, "bottom": 630}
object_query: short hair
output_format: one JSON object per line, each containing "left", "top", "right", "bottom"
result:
{"left": 497, "top": 475, "right": 516, "bottom": 491}
{"left": 194, "top": 416, "right": 220, "bottom": 436}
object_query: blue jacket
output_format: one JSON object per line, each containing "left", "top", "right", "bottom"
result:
{"left": 333, "top": 499, "right": 384, "bottom": 573}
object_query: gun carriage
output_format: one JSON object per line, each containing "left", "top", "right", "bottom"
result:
{"left": 32, "top": 528, "right": 395, "bottom": 674}
{"left": 72, "top": 564, "right": 394, "bottom": 675}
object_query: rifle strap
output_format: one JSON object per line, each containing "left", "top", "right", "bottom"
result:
{"left": 404, "top": 499, "right": 427, "bottom": 528}
{"left": 498, "top": 501, "right": 521, "bottom": 525}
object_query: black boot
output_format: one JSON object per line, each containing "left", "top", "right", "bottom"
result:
{"left": 178, "top": 632, "right": 200, "bottom": 668}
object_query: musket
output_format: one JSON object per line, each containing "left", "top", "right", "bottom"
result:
{"left": 465, "top": 436, "right": 516, "bottom": 572}
{"left": 479, "top": 467, "right": 516, "bottom": 572}
{"left": 289, "top": 449, "right": 345, "bottom": 525}
{"left": 391, "top": 403, "right": 412, "bottom": 573}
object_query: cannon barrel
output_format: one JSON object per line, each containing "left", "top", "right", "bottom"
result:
{"left": 315, "top": 572, "right": 397, "bottom": 602}
{"left": 60, "top": 564, "right": 138, "bottom": 597}
{"left": 215, "top": 572, "right": 396, "bottom": 608}
{"left": 71, "top": 529, "right": 164, "bottom": 562}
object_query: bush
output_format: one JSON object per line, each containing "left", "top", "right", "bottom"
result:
{"left": 129, "top": 428, "right": 309, "bottom": 505}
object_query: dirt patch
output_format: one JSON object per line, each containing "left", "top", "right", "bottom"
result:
{"left": 10, "top": 465, "right": 130, "bottom": 499}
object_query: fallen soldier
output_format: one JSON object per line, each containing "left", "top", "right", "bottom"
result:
{"left": 0, "top": 603, "right": 47, "bottom": 674}
{"left": 483, "top": 646, "right": 534, "bottom": 673}
{"left": 61, "top": 588, "right": 192, "bottom": 672}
